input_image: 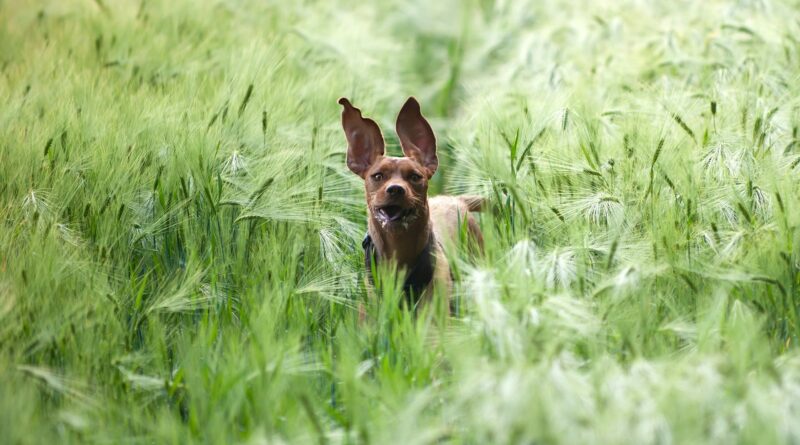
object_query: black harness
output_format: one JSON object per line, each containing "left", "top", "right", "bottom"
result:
{"left": 362, "top": 233, "right": 436, "bottom": 303}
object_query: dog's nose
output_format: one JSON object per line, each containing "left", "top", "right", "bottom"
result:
{"left": 386, "top": 184, "right": 405, "bottom": 197}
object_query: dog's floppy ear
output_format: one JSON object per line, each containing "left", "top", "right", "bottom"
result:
{"left": 339, "top": 98, "right": 384, "bottom": 178}
{"left": 396, "top": 97, "right": 437, "bottom": 178}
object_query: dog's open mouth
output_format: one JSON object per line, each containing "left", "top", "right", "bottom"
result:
{"left": 376, "top": 205, "right": 413, "bottom": 223}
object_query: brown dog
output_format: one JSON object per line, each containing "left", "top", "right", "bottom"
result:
{"left": 339, "top": 97, "right": 483, "bottom": 309}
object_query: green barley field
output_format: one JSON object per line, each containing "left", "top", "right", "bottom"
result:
{"left": 2, "top": 0, "right": 800, "bottom": 443}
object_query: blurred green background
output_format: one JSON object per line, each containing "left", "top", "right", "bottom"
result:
{"left": 1, "top": 0, "right": 800, "bottom": 443}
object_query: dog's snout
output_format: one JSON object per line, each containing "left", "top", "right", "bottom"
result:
{"left": 386, "top": 184, "right": 405, "bottom": 197}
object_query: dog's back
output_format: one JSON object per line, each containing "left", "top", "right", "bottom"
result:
{"left": 425, "top": 196, "right": 483, "bottom": 304}
{"left": 429, "top": 196, "right": 484, "bottom": 252}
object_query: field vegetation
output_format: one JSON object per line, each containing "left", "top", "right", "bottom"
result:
{"left": 2, "top": 0, "right": 800, "bottom": 443}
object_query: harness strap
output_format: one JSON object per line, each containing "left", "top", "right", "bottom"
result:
{"left": 362, "top": 233, "right": 437, "bottom": 302}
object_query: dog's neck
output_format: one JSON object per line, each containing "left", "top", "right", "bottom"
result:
{"left": 367, "top": 202, "right": 431, "bottom": 268}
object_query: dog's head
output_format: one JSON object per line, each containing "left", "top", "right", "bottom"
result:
{"left": 339, "top": 97, "right": 438, "bottom": 229}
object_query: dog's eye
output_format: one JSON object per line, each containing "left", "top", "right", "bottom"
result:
{"left": 409, "top": 173, "right": 423, "bottom": 182}
{"left": 371, "top": 173, "right": 384, "bottom": 181}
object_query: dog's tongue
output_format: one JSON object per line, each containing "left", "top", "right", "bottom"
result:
{"left": 380, "top": 206, "right": 404, "bottom": 222}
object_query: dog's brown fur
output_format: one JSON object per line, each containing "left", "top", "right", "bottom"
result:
{"left": 339, "top": 97, "right": 483, "bottom": 306}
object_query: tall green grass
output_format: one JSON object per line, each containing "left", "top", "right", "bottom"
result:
{"left": 1, "top": 0, "right": 800, "bottom": 443}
